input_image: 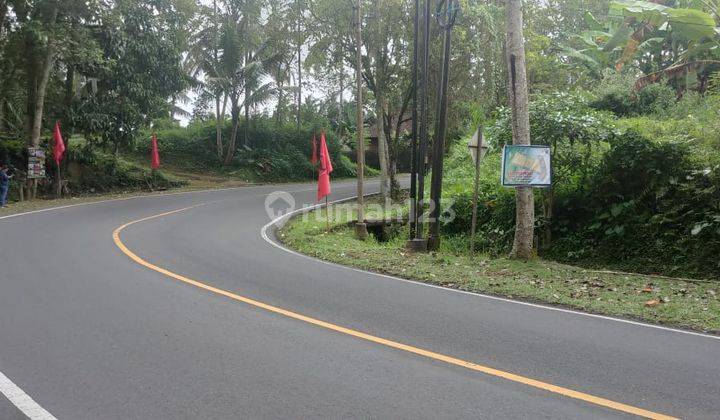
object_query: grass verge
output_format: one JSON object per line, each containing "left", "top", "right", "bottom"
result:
{"left": 279, "top": 199, "right": 720, "bottom": 334}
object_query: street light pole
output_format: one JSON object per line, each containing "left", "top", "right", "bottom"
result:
{"left": 408, "top": 0, "right": 420, "bottom": 240}
{"left": 407, "top": 0, "right": 432, "bottom": 251}
{"left": 406, "top": 0, "right": 431, "bottom": 251}
{"left": 354, "top": 0, "right": 368, "bottom": 240}
{"left": 427, "top": 0, "right": 458, "bottom": 251}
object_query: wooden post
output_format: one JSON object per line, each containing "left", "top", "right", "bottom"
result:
{"left": 325, "top": 196, "right": 330, "bottom": 232}
{"left": 55, "top": 163, "right": 61, "bottom": 198}
{"left": 470, "top": 130, "right": 483, "bottom": 254}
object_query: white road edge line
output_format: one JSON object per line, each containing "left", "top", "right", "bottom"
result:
{"left": 0, "top": 182, "right": 343, "bottom": 420}
{"left": 0, "top": 371, "right": 57, "bottom": 420}
{"left": 260, "top": 195, "right": 720, "bottom": 342}
{"left": 0, "top": 182, "right": 327, "bottom": 222}
{"left": 0, "top": 186, "right": 249, "bottom": 221}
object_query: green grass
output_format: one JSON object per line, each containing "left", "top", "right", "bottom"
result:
{"left": 280, "top": 200, "right": 720, "bottom": 334}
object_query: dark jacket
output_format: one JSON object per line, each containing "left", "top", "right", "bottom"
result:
{"left": 0, "top": 170, "right": 9, "bottom": 187}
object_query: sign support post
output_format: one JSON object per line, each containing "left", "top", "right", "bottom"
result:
{"left": 468, "top": 128, "right": 488, "bottom": 254}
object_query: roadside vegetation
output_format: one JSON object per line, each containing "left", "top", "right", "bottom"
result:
{"left": 0, "top": 0, "right": 368, "bottom": 204}
{"left": 280, "top": 198, "right": 720, "bottom": 333}
{"left": 281, "top": 0, "right": 720, "bottom": 332}
{"left": 440, "top": 85, "right": 720, "bottom": 280}
{"left": 1, "top": 0, "right": 719, "bottom": 324}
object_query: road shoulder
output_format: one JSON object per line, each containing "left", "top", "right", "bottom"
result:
{"left": 278, "top": 200, "right": 720, "bottom": 335}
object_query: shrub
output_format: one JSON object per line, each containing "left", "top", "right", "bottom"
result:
{"left": 144, "top": 117, "right": 358, "bottom": 181}
{"left": 490, "top": 92, "right": 615, "bottom": 192}
{"left": 440, "top": 140, "right": 517, "bottom": 254}
{"left": 0, "top": 138, "right": 24, "bottom": 168}
{"left": 547, "top": 131, "right": 720, "bottom": 278}
{"left": 589, "top": 71, "right": 676, "bottom": 117}
{"left": 66, "top": 145, "right": 185, "bottom": 193}
{"left": 442, "top": 115, "right": 720, "bottom": 278}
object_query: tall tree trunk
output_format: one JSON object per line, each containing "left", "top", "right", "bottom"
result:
{"left": 483, "top": 34, "right": 495, "bottom": 112}
{"left": 24, "top": 2, "right": 58, "bottom": 200}
{"left": 63, "top": 65, "right": 75, "bottom": 108}
{"left": 244, "top": 100, "right": 250, "bottom": 148}
{"left": 0, "top": 0, "right": 7, "bottom": 33}
{"left": 0, "top": 96, "right": 4, "bottom": 132}
{"left": 385, "top": 111, "right": 399, "bottom": 199}
{"left": 244, "top": 52, "right": 250, "bottom": 149}
{"left": 276, "top": 77, "right": 284, "bottom": 127}
{"left": 505, "top": 0, "right": 534, "bottom": 260}
{"left": 24, "top": 43, "right": 37, "bottom": 143}
{"left": 354, "top": 0, "right": 367, "bottom": 238}
{"left": 541, "top": 188, "right": 554, "bottom": 250}
{"left": 224, "top": 97, "right": 239, "bottom": 165}
{"left": 212, "top": 0, "right": 223, "bottom": 160}
{"left": 214, "top": 93, "right": 226, "bottom": 160}
{"left": 0, "top": 66, "right": 8, "bottom": 132}
{"left": 337, "top": 46, "right": 344, "bottom": 137}
{"left": 29, "top": 4, "right": 58, "bottom": 148}
{"left": 376, "top": 99, "right": 390, "bottom": 201}
{"left": 296, "top": 0, "right": 302, "bottom": 131}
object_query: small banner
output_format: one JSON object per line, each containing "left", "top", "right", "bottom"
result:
{"left": 501, "top": 145, "right": 552, "bottom": 187}
{"left": 27, "top": 147, "right": 46, "bottom": 179}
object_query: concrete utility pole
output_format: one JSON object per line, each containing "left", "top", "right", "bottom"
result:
{"left": 296, "top": 0, "right": 302, "bottom": 131}
{"left": 408, "top": 0, "right": 420, "bottom": 240}
{"left": 427, "top": 0, "right": 458, "bottom": 251}
{"left": 354, "top": 0, "right": 368, "bottom": 240}
{"left": 505, "top": 0, "right": 534, "bottom": 259}
{"left": 407, "top": 0, "right": 432, "bottom": 252}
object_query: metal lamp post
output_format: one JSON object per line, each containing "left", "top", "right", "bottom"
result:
{"left": 406, "top": 0, "right": 432, "bottom": 252}
{"left": 426, "top": 0, "right": 458, "bottom": 251}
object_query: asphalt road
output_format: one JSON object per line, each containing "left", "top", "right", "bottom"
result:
{"left": 0, "top": 179, "right": 718, "bottom": 419}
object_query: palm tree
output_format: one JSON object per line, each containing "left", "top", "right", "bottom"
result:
{"left": 186, "top": 0, "right": 280, "bottom": 164}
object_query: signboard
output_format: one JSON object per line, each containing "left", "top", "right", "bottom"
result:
{"left": 467, "top": 128, "right": 487, "bottom": 165}
{"left": 501, "top": 145, "right": 552, "bottom": 187}
{"left": 27, "top": 147, "right": 46, "bottom": 179}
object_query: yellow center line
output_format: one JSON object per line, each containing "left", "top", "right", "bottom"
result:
{"left": 112, "top": 205, "right": 677, "bottom": 420}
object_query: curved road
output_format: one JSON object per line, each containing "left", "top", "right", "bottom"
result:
{"left": 0, "top": 180, "right": 718, "bottom": 419}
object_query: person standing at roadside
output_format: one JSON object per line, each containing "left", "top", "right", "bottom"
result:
{"left": 0, "top": 163, "right": 13, "bottom": 207}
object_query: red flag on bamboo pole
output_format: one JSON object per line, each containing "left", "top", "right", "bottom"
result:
{"left": 53, "top": 121, "right": 65, "bottom": 166}
{"left": 317, "top": 131, "right": 333, "bottom": 201}
{"left": 311, "top": 134, "right": 318, "bottom": 166}
{"left": 150, "top": 133, "right": 161, "bottom": 170}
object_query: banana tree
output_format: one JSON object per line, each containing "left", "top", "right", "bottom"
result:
{"left": 564, "top": 0, "right": 720, "bottom": 93}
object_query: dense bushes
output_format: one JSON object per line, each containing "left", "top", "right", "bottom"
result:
{"left": 548, "top": 132, "right": 720, "bottom": 278}
{"left": 441, "top": 92, "right": 720, "bottom": 279}
{"left": 440, "top": 144, "right": 516, "bottom": 254}
{"left": 589, "top": 71, "right": 676, "bottom": 117}
{"left": 0, "top": 137, "right": 184, "bottom": 199}
{"left": 145, "top": 117, "right": 356, "bottom": 181}
{"left": 66, "top": 144, "right": 184, "bottom": 193}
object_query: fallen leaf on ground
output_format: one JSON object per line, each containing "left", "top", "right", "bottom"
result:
{"left": 645, "top": 299, "right": 660, "bottom": 307}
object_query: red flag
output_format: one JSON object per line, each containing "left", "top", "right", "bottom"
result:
{"left": 151, "top": 134, "right": 161, "bottom": 170}
{"left": 317, "top": 131, "right": 333, "bottom": 201}
{"left": 53, "top": 121, "right": 65, "bottom": 166}
{"left": 311, "top": 134, "right": 318, "bottom": 166}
